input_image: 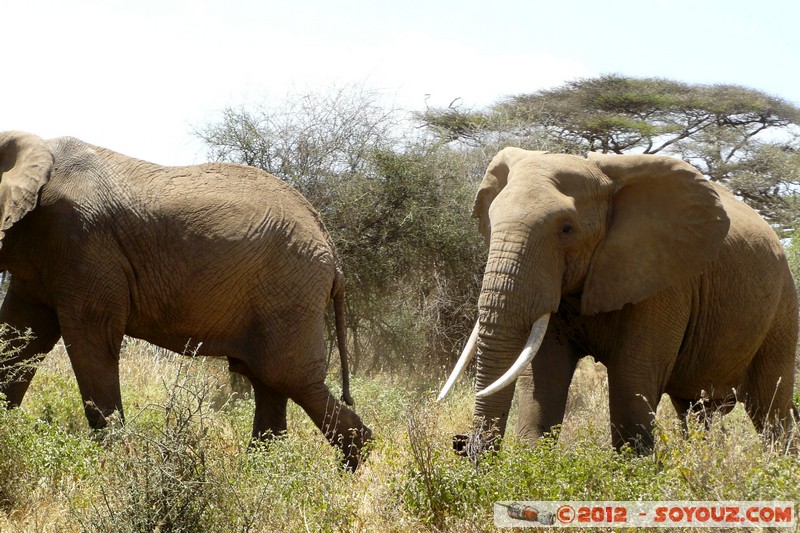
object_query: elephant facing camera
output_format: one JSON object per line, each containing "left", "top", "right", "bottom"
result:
{"left": 439, "top": 147, "right": 799, "bottom": 453}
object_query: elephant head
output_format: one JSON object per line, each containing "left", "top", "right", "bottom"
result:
{"left": 0, "top": 131, "right": 53, "bottom": 251}
{"left": 439, "top": 148, "right": 730, "bottom": 451}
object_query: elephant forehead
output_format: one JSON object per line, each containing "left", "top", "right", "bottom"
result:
{"left": 490, "top": 172, "right": 610, "bottom": 232}
{"left": 490, "top": 183, "right": 574, "bottom": 225}
{"left": 508, "top": 154, "right": 612, "bottom": 195}
{"left": 494, "top": 172, "right": 591, "bottom": 211}
{"left": 511, "top": 156, "right": 608, "bottom": 194}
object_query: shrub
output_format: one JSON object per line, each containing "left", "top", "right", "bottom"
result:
{"left": 78, "top": 359, "right": 218, "bottom": 532}
{"left": 0, "top": 402, "right": 40, "bottom": 509}
{"left": 1, "top": 335, "right": 798, "bottom": 531}
{"left": 326, "top": 146, "right": 486, "bottom": 374}
{"left": 0, "top": 400, "right": 100, "bottom": 512}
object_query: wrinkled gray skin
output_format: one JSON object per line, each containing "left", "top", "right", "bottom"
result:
{"left": 464, "top": 148, "right": 798, "bottom": 454}
{"left": 0, "top": 131, "right": 371, "bottom": 470}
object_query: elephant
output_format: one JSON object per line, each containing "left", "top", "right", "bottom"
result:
{"left": 439, "top": 147, "right": 798, "bottom": 454}
{"left": 0, "top": 131, "right": 371, "bottom": 470}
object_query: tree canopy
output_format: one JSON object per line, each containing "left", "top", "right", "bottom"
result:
{"left": 420, "top": 75, "right": 800, "bottom": 232}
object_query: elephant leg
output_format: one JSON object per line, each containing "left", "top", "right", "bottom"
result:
{"left": 65, "top": 339, "right": 124, "bottom": 429}
{"left": 227, "top": 357, "right": 286, "bottom": 437}
{"left": 291, "top": 382, "right": 372, "bottom": 471}
{"left": 54, "top": 271, "right": 131, "bottom": 429}
{"left": 0, "top": 287, "right": 61, "bottom": 407}
{"left": 515, "top": 330, "right": 579, "bottom": 444}
{"left": 739, "top": 320, "right": 799, "bottom": 438}
{"left": 226, "top": 357, "right": 253, "bottom": 399}
{"left": 59, "top": 319, "right": 126, "bottom": 429}
{"left": 246, "top": 312, "right": 372, "bottom": 470}
{"left": 251, "top": 383, "right": 288, "bottom": 440}
{"left": 608, "top": 372, "right": 661, "bottom": 450}
{"left": 670, "top": 396, "right": 691, "bottom": 433}
{"left": 606, "top": 298, "right": 688, "bottom": 451}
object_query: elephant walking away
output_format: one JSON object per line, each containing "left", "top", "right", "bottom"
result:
{"left": 0, "top": 131, "right": 371, "bottom": 470}
{"left": 439, "top": 148, "right": 798, "bottom": 455}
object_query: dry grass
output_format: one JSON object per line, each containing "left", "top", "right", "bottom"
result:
{"left": 0, "top": 340, "right": 798, "bottom": 532}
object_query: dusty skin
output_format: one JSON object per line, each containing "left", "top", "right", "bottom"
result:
{"left": 0, "top": 131, "right": 370, "bottom": 471}
{"left": 443, "top": 148, "right": 798, "bottom": 454}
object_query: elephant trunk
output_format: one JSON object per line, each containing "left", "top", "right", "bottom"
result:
{"left": 469, "top": 227, "right": 560, "bottom": 451}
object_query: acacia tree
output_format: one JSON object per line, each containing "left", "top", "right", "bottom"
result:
{"left": 420, "top": 75, "right": 800, "bottom": 231}
{"left": 725, "top": 143, "right": 800, "bottom": 230}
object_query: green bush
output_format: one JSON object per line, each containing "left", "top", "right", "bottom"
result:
{"left": 0, "top": 399, "right": 100, "bottom": 511}
{"left": 401, "top": 411, "right": 662, "bottom": 530}
{"left": 77, "top": 360, "right": 220, "bottom": 533}
{"left": 325, "top": 146, "right": 486, "bottom": 373}
{"left": 0, "top": 403, "right": 40, "bottom": 509}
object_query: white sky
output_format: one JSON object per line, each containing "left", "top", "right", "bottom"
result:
{"left": 6, "top": 0, "right": 800, "bottom": 165}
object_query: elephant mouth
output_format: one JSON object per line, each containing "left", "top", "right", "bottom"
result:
{"left": 437, "top": 313, "right": 551, "bottom": 401}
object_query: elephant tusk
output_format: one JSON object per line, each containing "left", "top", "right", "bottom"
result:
{"left": 437, "top": 319, "right": 481, "bottom": 402}
{"left": 476, "top": 313, "right": 550, "bottom": 398}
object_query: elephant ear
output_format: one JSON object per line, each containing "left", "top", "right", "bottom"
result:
{"left": 472, "top": 147, "right": 547, "bottom": 243}
{"left": 0, "top": 131, "right": 53, "bottom": 249}
{"left": 581, "top": 153, "right": 730, "bottom": 315}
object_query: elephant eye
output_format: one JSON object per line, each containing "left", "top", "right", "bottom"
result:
{"left": 560, "top": 221, "right": 574, "bottom": 235}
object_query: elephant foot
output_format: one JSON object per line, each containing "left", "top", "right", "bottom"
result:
{"left": 84, "top": 402, "right": 125, "bottom": 431}
{"left": 452, "top": 433, "right": 469, "bottom": 456}
{"left": 325, "top": 408, "right": 373, "bottom": 472}
{"left": 451, "top": 429, "right": 501, "bottom": 463}
{"left": 248, "top": 428, "right": 288, "bottom": 447}
{"left": 293, "top": 385, "right": 373, "bottom": 472}
{"left": 338, "top": 425, "right": 373, "bottom": 472}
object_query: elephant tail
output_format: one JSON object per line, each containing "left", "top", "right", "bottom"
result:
{"left": 333, "top": 271, "right": 354, "bottom": 407}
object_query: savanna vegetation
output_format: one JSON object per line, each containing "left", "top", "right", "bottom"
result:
{"left": 2, "top": 76, "right": 800, "bottom": 531}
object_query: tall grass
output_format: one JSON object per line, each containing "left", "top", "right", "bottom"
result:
{"left": 0, "top": 342, "right": 798, "bottom": 532}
